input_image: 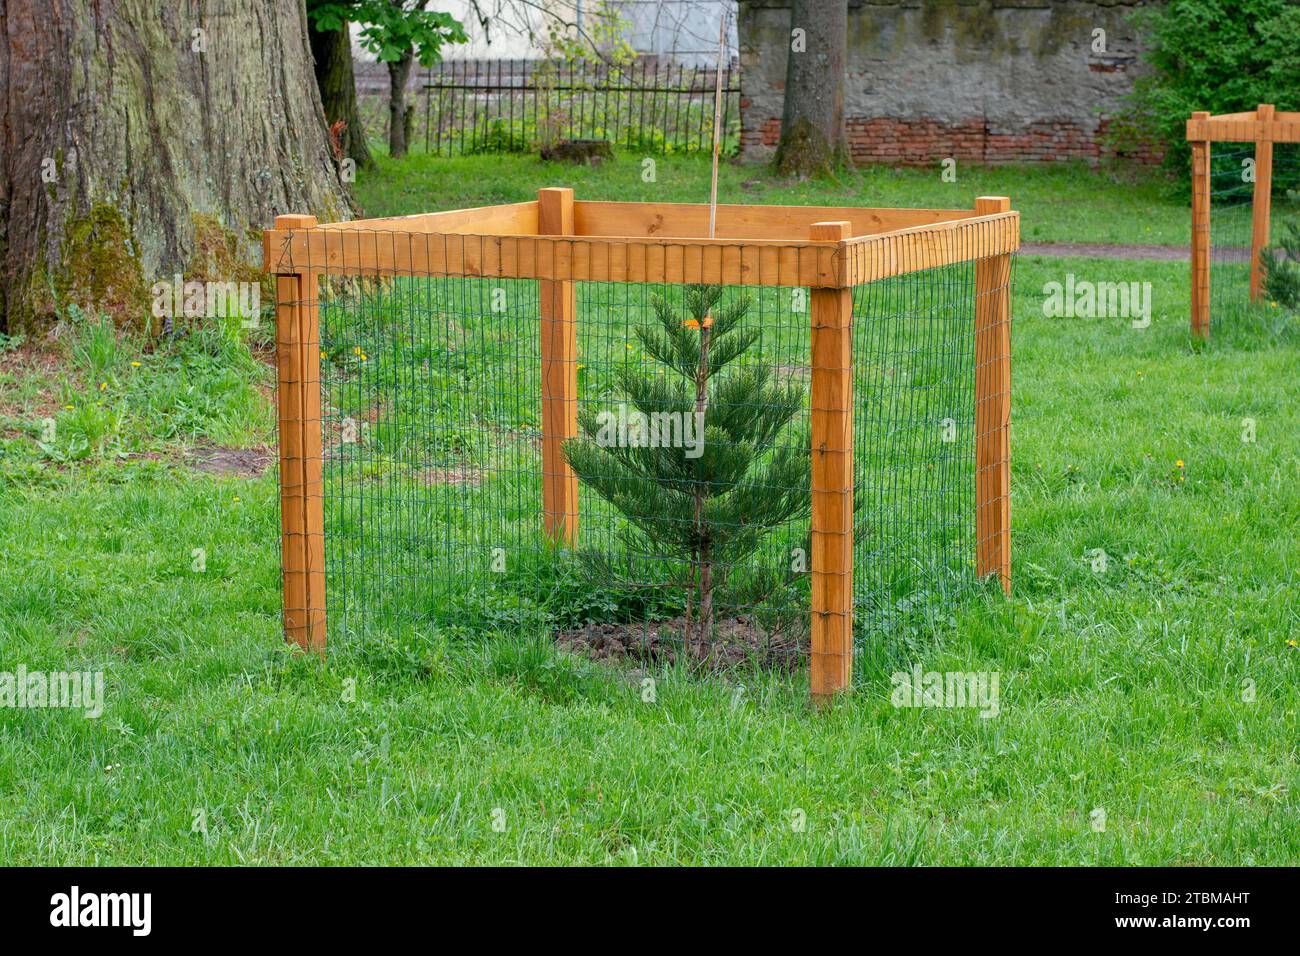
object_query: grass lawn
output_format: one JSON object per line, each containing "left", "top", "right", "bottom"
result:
{"left": 0, "top": 155, "right": 1297, "bottom": 865}
{"left": 355, "top": 151, "right": 1300, "bottom": 249}
{"left": 357, "top": 151, "right": 1208, "bottom": 247}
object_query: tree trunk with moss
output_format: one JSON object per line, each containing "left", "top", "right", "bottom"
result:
{"left": 773, "top": 0, "right": 847, "bottom": 179}
{"left": 309, "top": 11, "right": 376, "bottom": 171}
{"left": 0, "top": 0, "right": 354, "bottom": 335}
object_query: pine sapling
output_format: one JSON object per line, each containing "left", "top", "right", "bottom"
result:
{"left": 1263, "top": 217, "right": 1300, "bottom": 312}
{"left": 563, "top": 285, "right": 811, "bottom": 657}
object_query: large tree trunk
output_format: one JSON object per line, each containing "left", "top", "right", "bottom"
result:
{"left": 387, "top": 51, "right": 416, "bottom": 159}
{"left": 308, "top": 11, "right": 375, "bottom": 171}
{"left": 0, "top": 0, "right": 354, "bottom": 334}
{"left": 773, "top": 0, "right": 847, "bottom": 179}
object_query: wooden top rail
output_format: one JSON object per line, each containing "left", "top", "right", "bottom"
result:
{"left": 302, "top": 200, "right": 984, "bottom": 242}
{"left": 571, "top": 200, "right": 977, "bottom": 241}
{"left": 1186, "top": 105, "right": 1300, "bottom": 143}
{"left": 263, "top": 200, "right": 1019, "bottom": 288}
{"left": 316, "top": 201, "right": 540, "bottom": 235}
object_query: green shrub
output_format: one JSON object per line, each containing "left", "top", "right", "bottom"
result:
{"left": 1117, "top": 0, "right": 1300, "bottom": 188}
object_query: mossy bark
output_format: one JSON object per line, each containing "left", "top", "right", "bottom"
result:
{"left": 772, "top": 0, "right": 848, "bottom": 180}
{"left": 0, "top": 0, "right": 355, "bottom": 334}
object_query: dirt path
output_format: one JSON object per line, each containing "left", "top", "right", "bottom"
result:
{"left": 1022, "top": 242, "right": 1185, "bottom": 261}
{"left": 1021, "top": 242, "right": 1252, "bottom": 262}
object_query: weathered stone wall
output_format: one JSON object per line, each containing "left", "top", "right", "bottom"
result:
{"left": 740, "top": 0, "right": 1161, "bottom": 165}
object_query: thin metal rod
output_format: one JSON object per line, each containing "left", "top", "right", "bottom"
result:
{"left": 708, "top": 12, "right": 728, "bottom": 239}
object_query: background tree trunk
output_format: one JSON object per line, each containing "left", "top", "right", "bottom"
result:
{"left": 308, "top": 11, "right": 376, "bottom": 171}
{"left": 773, "top": 0, "right": 847, "bottom": 179}
{"left": 0, "top": 0, "right": 354, "bottom": 334}
{"left": 387, "top": 52, "right": 416, "bottom": 159}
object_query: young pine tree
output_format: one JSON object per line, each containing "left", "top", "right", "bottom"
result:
{"left": 563, "top": 285, "right": 811, "bottom": 656}
{"left": 1263, "top": 217, "right": 1300, "bottom": 312}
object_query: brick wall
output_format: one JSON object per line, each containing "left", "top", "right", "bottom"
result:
{"left": 740, "top": 0, "right": 1164, "bottom": 166}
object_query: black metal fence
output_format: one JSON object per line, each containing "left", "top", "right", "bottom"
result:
{"left": 420, "top": 58, "right": 741, "bottom": 157}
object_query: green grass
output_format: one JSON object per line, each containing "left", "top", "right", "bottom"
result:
{"left": 1, "top": 156, "right": 1298, "bottom": 864}
{"left": 355, "top": 151, "right": 1204, "bottom": 246}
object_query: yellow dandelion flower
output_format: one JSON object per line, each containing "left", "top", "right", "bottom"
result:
{"left": 1176, "top": 459, "right": 1184, "bottom": 468}
{"left": 64, "top": 404, "right": 74, "bottom": 411}
{"left": 99, "top": 381, "right": 108, "bottom": 391}
{"left": 131, "top": 361, "right": 142, "bottom": 367}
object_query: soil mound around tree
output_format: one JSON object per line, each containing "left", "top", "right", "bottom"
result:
{"left": 555, "top": 615, "right": 805, "bottom": 673}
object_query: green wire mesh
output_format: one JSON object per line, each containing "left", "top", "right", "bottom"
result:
{"left": 1209, "top": 144, "right": 1256, "bottom": 324}
{"left": 285, "top": 230, "right": 1011, "bottom": 666}
{"left": 1208, "top": 141, "right": 1300, "bottom": 328}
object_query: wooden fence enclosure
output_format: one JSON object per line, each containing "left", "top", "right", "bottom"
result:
{"left": 264, "top": 192, "right": 1018, "bottom": 705}
{"left": 1187, "top": 104, "right": 1300, "bottom": 337}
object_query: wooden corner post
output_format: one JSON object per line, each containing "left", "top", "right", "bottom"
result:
{"left": 272, "top": 214, "right": 326, "bottom": 652}
{"left": 809, "top": 221, "right": 854, "bottom": 705}
{"left": 974, "top": 197, "right": 1012, "bottom": 595}
{"left": 1250, "top": 104, "right": 1275, "bottom": 303}
{"left": 538, "top": 187, "right": 579, "bottom": 546}
{"left": 1190, "top": 112, "right": 1212, "bottom": 337}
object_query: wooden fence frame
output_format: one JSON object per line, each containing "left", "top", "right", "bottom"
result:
{"left": 1187, "top": 104, "right": 1300, "bottom": 337}
{"left": 265, "top": 192, "right": 1019, "bottom": 705}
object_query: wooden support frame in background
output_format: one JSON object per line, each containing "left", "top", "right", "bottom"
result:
{"left": 1250, "top": 104, "right": 1276, "bottom": 303}
{"left": 1186, "top": 104, "right": 1297, "bottom": 337}
{"left": 264, "top": 193, "right": 1019, "bottom": 700}
{"left": 1190, "top": 112, "right": 1211, "bottom": 339}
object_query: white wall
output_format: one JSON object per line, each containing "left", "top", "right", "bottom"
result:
{"left": 351, "top": 0, "right": 737, "bottom": 63}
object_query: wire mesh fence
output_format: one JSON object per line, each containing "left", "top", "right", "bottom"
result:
{"left": 267, "top": 203, "right": 1016, "bottom": 692}
{"left": 853, "top": 261, "right": 984, "bottom": 640}
{"left": 1190, "top": 106, "right": 1300, "bottom": 336}
{"left": 1208, "top": 144, "right": 1256, "bottom": 325}
{"left": 1205, "top": 143, "right": 1300, "bottom": 329}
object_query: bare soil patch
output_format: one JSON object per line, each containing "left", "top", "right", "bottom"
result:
{"left": 187, "top": 445, "right": 272, "bottom": 478}
{"left": 556, "top": 614, "right": 805, "bottom": 673}
{"left": 0, "top": 344, "right": 65, "bottom": 434}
